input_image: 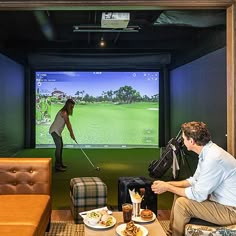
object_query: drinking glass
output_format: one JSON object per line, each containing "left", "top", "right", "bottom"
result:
{"left": 122, "top": 203, "right": 133, "bottom": 223}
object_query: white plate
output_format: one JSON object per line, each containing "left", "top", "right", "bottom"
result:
{"left": 84, "top": 215, "right": 116, "bottom": 229}
{"left": 116, "top": 223, "right": 148, "bottom": 236}
{"left": 132, "top": 210, "right": 156, "bottom": 223}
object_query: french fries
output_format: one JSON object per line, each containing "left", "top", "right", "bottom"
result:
{"left": 122, "top": 221, "right": 143, "bottom": 236}
{"left": 129, "top": 189, "right": 143, "bottom": 203}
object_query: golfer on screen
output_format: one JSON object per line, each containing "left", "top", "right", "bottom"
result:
{"left": 49, "top": 98, "right": 77, "bottom": 172}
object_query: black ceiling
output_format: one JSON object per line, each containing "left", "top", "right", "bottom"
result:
{"left": 0, "top": 9, "right": 226, "bottom": 68}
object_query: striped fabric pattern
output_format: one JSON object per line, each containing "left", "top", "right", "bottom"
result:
{"left": 45, "top": 221, "right": 84, "bottom": 236}
{"left": 70, "top": 177, "right": 107, "bottom": 223}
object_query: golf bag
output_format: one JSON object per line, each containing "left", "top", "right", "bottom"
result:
{"left": 148, "top": 130, "right": 184, "bottom": 179}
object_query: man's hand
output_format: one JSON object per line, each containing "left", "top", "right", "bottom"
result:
{"left": 151, "top": 180, "right": 170, "bottom": 194}
{"left": 151, "top": 180, "right": 187, "bottom": 197}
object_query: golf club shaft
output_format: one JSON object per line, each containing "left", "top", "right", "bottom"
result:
{"left": 73, "top": 139, "right": 98, "bottom": 169}
{"left": 80, "top": 148, "right": 96, "bottom": 168}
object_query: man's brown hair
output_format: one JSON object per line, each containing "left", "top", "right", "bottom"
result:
{"left": 181, "top": 121, "right": 211, "bottom": 146}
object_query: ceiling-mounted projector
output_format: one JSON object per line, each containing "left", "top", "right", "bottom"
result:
{"left": 101, "top": 12, "right": 130, "bottom": 28}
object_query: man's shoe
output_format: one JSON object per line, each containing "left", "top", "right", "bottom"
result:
{"left": 55, "top": 167, "right": 66, "bottom": 172}
{"left": 61, "top": 164, "right": 67, "bottom": 168}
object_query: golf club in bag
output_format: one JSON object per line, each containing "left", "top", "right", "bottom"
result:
{"left": 74, "top": 139, "right": 100, "bottom": 171}
{"left": 148, "top": 130, "right": 184, "bottom": 179}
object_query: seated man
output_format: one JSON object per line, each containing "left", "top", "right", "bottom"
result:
{"left": 151, "top": 121, "right": 236, "bottom": 236}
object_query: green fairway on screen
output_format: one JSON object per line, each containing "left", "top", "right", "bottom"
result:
{"left": 35, "top": 71, "right": 159, "bottom": 148}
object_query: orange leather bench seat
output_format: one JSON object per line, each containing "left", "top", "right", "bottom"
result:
{"left": 0, "top": 195, "right": 51, "bottom": 236}
{"left": 0, "top": 225, "right": 36, "bottom": 236}
{"left": 0, "top": 158, "right": 52, "bottom": 236}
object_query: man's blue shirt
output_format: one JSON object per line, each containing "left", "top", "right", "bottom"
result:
{"left": 185, "top": 141, "right": 236, "bottom": 207}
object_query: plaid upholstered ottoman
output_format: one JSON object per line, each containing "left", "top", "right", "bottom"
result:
{"left": 70, "top": 177, "right": 107, "bottom": 223}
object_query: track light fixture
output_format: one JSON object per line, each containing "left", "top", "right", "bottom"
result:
{"left": 99, "top": 37, "right": 105, "bottom": 47}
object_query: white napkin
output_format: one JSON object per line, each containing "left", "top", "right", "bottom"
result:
{"left": 79, "top": 206, "right": 110, "bottom": 218}
{"left": 128, "top": 189, "right": 143, "bottom": 203}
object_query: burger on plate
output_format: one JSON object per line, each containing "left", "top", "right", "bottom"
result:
{"left": 140, "top": 209, "right": 153, "bottom": 221}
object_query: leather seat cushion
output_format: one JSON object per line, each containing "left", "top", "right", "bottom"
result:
{"left": 0, "top": 194, "right": 50, "bottom": 226}
{"left": 0, "top": 225, "right": 37, "bottom": 236}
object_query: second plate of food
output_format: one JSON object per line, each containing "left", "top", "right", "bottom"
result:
{"left": 116, "top": 222, "right": 148, "bottom": 236}
{"left": 132, "top": 209, "right": 156, "bottom": 223}
{"left": 84, "top": 215, "right": 116, "bottom": 229}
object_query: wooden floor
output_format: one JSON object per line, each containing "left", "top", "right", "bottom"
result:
{"left": 51, "top": 209, "right": 171, "bottom": 221}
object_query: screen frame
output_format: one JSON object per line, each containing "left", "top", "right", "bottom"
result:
{"left": 28, "top": 68, "right": 165, "bottom": 149}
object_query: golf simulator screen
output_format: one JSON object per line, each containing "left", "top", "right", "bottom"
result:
{"left": 35, "top": 71, "right": 159, "bottom": 148}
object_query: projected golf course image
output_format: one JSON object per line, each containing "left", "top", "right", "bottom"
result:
{"left": 35, "top": 71, "right": 159, "bottom": 148}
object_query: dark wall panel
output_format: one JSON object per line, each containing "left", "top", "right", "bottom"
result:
{"left": 170, "top": 47, "right": 226, "bottom": 149}
{"left": 0, "top": 54, "right": 25, "bottom": 156}
{"left": 28, "top": 53, "right": 171, "bottom": 70}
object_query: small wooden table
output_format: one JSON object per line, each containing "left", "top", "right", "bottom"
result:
{"left": 84, "top": 211, "right": 167, "bottom": 236}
